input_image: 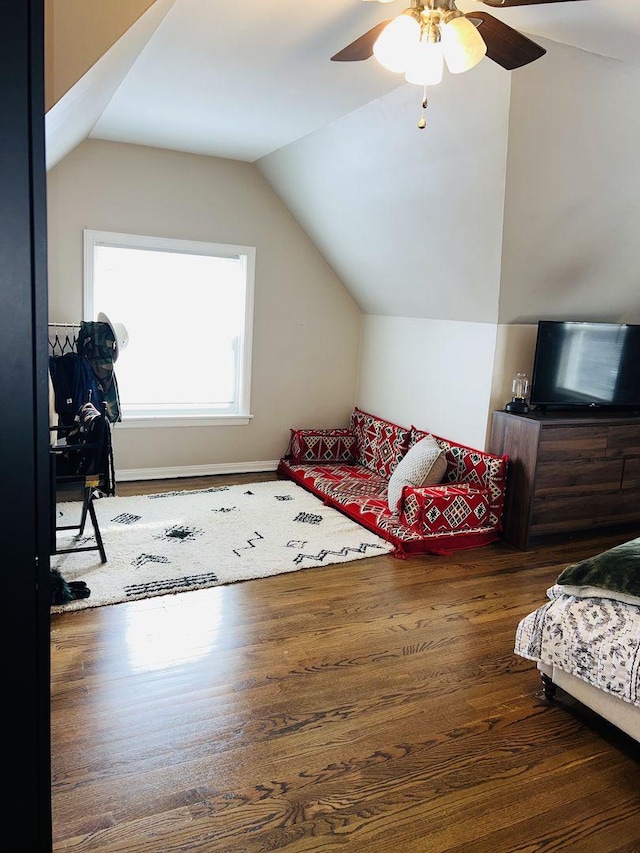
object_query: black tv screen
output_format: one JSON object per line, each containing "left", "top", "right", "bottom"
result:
{"left": 530, "top": 321, "right": 640, "bottom": 410}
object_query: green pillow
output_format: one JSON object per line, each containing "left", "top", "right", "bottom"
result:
{"left": 557, "top": 537, "right": 640, "bottom": 598}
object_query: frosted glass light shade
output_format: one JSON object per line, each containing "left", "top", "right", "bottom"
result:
{"left": 441, "top": 16, "right": 486, "bottom": 74}
{"left": 404, "top": 39, "right": 444, "bottom": 86}
{"left": 373, "top": 14, "right": 421, "bottom": 73}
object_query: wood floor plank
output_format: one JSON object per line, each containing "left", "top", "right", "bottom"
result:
{"left": 51, "top": 474, "right": 640, "bottom": 852}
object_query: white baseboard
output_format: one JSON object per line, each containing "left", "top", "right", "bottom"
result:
{"left": 116, "top": 460, "right": 281, "bottom": 482}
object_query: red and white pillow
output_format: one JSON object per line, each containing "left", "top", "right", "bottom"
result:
{"left": 349, "top": 408, "right": 411, "bottom": 478}
{"left": 288, "top": 428, "right": 357, "bottom": 464}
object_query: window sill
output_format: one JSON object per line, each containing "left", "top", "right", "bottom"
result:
{"left": 115, "top": 414, "right": 254, "bottom": 429}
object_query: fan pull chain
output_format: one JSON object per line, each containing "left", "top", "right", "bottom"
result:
{"left": 418, "top": 90, "right": 428, "bottom": 130}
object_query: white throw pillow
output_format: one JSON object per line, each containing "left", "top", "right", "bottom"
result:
{"left": 553, "top": 583, "right": 640, "bottom": 608}
{"left": 387, "top": 437, "right": 447, "bottom": 513}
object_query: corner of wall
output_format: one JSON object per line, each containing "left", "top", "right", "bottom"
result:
{"left": 487, "top": 323, "right": 538, "bottom": 443}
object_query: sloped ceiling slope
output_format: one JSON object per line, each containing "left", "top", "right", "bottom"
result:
{"left": 45, "top": 0, "right": 157, "bottom": 111}
{"left": 46, "top": 0, "right": 176, "bottom": 170}
{"left": 89, "top": 0, "right": 406, "bottom": 162}
{"left": 47, "top": 0, "right": 640, "bottom": 324}
{"left": 83, "top": 0, "right": 640, "bottom": 164}
{"left": 258, "top": 59, "right": 511, "bottom": 323}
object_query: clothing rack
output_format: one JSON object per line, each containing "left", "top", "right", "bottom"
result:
{"left": 48, "top": 318, "right": 116, "bottom": 564}
{"left": 48, "top": 322, "right": 80, "bottom": 356}
{"left": 48, "top": 318, "right": 122, "bottom": 427}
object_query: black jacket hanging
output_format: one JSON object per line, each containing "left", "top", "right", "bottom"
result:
{"left": 48, "top": 352, "right": 104, "bottom": 428}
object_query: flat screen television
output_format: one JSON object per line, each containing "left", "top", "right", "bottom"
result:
{"left": 529, "top": 320, "right": 640, "bottom": 411}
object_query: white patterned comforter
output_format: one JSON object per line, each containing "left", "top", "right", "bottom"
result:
{"left": 515, "top": 585, "right": 640, "bottom": 707}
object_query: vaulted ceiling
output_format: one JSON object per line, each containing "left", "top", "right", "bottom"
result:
{"left": 46, "top": 0, "right": 640, "bottom": 324}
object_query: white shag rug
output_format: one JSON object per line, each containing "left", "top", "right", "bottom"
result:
{"left": 51, "top": 480, "right": 394, "bottom": 611}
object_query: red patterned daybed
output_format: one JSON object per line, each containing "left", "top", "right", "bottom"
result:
{"left": 278, "top": 408, "right": 509, "bottom": 557}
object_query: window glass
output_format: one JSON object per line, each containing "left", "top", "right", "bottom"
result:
{"left": 84, "top": 231, "right": 255, "bottom": 424}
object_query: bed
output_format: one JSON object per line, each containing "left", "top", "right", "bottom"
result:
{"left": 514, "top": 537, "right": 640, "bottom": 743}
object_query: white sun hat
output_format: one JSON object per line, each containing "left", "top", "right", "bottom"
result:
{"left": 97, "top": 312, "right": 129, "bottom": 363}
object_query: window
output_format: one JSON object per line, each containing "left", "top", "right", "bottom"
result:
{"left": 83, "top": 230, "right": 255, "bottom": 427}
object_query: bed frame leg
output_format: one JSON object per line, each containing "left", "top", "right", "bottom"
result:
{"left": 540, "top": 672, "right": 556, "bottom": 700}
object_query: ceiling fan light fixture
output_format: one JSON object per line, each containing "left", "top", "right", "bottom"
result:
{"left": 335, "top": 0, "right": 548, "bottom": 131}
{"left": 372, "top": 12, "right": 421, "bottom": 73}
{"left": 404, "top": 29, "right": 444, "bottom": 86}
{"left": 440, "top": 14, "right": 487, "bottom": 74}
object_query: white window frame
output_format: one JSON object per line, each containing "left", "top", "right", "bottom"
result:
{"left": 83, "top": 229, "right": 255, "bottom": 428}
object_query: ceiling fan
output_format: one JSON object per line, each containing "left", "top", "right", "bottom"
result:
{"left": 331, "top": 0, "right": 580, "bottom": 127}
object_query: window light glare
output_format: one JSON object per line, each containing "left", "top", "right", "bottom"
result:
{"left": 373, "top": 14, "right": 421, "bottom": 73}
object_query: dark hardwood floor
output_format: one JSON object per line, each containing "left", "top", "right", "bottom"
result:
{"left": 50, "top": 474, "right": 640, "bottom": 852}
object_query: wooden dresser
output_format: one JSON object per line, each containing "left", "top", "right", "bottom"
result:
{"left": 489, "top": 410, "right": 640, "bottom": 549}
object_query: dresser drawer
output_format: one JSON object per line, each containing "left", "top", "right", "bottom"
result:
{"left": 537, "top": 426, "right": 608, "bottom": 462}
{"left": 534, "top": 460, "right": 623, "bottom": 496}
{"left": 531, "top": 494, "right": 599, "bottom": 533}
{"left": 606, "top": 424, "right": 640, "bottom": 458}
{"left": 622, "top": 458, "right": 640, "bottom": 490}
{"left": 595, "top": 490, "right": 640, "bottom": 525}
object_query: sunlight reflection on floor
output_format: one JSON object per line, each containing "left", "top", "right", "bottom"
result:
{"left": 123, "top": 590, "right": 227, "bottom": 673}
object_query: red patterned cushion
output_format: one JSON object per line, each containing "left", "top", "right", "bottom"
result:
{"left": 408, "top": 426, "right": 508, "bottom": 526}
{"left": 349, "top": 408, "right": 410, "bottom": 479}
{"left": 400, "top": 484, "right": 490, "bottom": 534}
{"left": 278, "top": 457, "right": 503, "bottom": 554}
{"left": 288, "top": 429, "right": 356, "bottom": 463}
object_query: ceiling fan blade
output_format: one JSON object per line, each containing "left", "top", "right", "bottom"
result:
{"left": 466, "top": 11, "right": 546, "bottom": 70}
{"left": 479, "top": 0, "right": 585, "bottom": 6}
{"left": 331, "top": 19, "right": 393, "bottom": 62}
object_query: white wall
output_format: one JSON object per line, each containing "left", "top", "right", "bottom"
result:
{"left": 499, "top": 39, "right": 640, "bottom": 324}
{"left": 47, "top": 140, "right": 362, "bottom": 477}
{"left": 259, "top": 59, "right": 510, "bottom": 324}
{"left": 357, "top": 315, "right": 498, "bottom": 451}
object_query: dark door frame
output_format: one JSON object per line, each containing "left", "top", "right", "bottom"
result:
{"left": 1, "top": 1, "right": 52, "bottom": 849}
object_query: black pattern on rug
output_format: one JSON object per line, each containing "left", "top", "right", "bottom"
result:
{"left": 148, "top": 486, "right": 230, "bottom": 499}
{"left": 132, "top": 554, "right": 171, "bottom": 568}
{"left": 292, "top": 542, "right": 387, "bottom": 565}
{"left": 233, "top": 531, "right": 264, "bottom": 557}
{"left": 112, "top": 513, "right": 142, "bottom": 524}
{"left": 294, "top": 512, "right": 323, "bottom": 525}
{"left": 155, "top": 525, "right": 203, "bottom": 542}
{"left": 125, "top": 571, "right": 219, "bottom": 597}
